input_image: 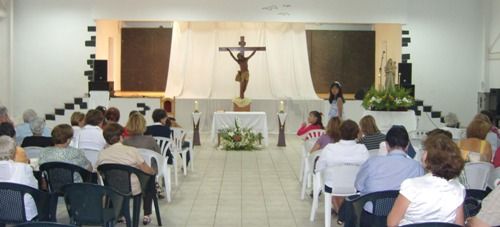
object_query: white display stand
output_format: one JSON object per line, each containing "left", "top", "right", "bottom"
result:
{"left": 363, "top": 110, "right": 417, "bottom": 133}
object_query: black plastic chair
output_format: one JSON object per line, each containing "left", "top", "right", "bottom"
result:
{"left": 97, "top": 164, "right": 162, "bottom": 227}
{"left": 39, "top": 162, "right": 96, "bottom": 195}
{"left": 0, "top": 182, "right": 57, "bottom": 226}
{"left": 340, "top": 190, "right": 400, "bottom": 227}
{"left": 16, "top": 222, "right": 77, "bottom": 227}
{"left": 402, "top": 223, "right": 462, "bottom": 227}
{"left": 61, "top": 183, "right": 126, "bottom": 227}
{"left": 464, "top": 189, "right": 489, "bottom": 218}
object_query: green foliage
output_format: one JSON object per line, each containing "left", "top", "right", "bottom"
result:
{"left": 362, "top": 86, "right": 415, "bottom": 111}
{"left": 219, "top": 119, "right": 262, "bottom": 151}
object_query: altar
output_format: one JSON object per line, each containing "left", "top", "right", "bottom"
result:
{"left": 211, "top": 111, "right": 269, "bottom": 146}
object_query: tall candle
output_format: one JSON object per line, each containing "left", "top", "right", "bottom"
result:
{"left": 279, "top": 101, "right": 285, "bottom": 112}
{"left": 194, "top": 101, "right": 199, "bottom": 112}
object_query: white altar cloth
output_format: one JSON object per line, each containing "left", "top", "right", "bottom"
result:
{"left": 211, "top": 112, "right": 269, "bottom": 146}
{"left": 363, "top": 110, "right": 417, "bottom": 133}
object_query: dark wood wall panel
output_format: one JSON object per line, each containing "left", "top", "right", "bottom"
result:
{"left": 306, "top": 30, "right": 375, "bottom": 94}
{"left": 121, "top": 28, "right": 172, "bottom": 91}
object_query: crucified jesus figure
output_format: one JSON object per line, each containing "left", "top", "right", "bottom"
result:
{"left": 227, "top": 48, "right": 257, "bottom": 99}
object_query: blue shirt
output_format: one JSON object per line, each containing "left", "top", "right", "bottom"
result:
{"left": 328, "top": 99, "right": 339, "bottom": 119}
{"left": 355, "top": 150, "right": 424, "bottom": 195}
{"left": 15, "top": 123, "right": 51, "bottom": 145}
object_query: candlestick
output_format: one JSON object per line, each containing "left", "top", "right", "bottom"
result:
{"left": 279, "top": 100, "right": 285, "bottom": 112}
{"left": 194, "top": 101, "right": 199, "bottom": 112}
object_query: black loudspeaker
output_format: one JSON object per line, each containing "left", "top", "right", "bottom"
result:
{"left": 398, "top": 63, "right": 412, "bottom": 86}
{"left": 93, "top": 60, "right": 107, "bottom": 82}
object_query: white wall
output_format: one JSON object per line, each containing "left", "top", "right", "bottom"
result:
{"left": 486, "top": 0, "right": 500, "bottom": 89}
{"left": 0, "top": 0, "right": 11, "bottom": 111}
{"left": 12, "top": 0, "right": 93, "bottom": 122}
{"left": 405, "top": 0, "right": 486, "bottom": 125}
{"left": 8, "top": 0, "right": 488, "bottom": 126}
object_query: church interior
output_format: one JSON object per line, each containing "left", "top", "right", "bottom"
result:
{"left": 1, "top": 0, "right": 500, "bottom": 227}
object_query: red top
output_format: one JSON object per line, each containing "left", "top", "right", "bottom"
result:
{"left": 296, "top": 124, "right": 323, "bottom": 136}
{"left": 493, "top": 147, "right": 500, "bottom": 168}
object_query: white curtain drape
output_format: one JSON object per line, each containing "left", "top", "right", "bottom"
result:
{"left": 165, "top": 22, "right": 319, "bottom": 100}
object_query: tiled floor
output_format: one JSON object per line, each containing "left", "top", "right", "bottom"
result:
{"left": 56, "top": 135, "right": 340, "bottom": 227}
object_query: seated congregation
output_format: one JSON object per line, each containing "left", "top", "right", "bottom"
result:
{"left": 0, "top": 105, "right": 193, "bottom": 226}
{"left": 298, "top": 109, "right": 500, "bottom": 227}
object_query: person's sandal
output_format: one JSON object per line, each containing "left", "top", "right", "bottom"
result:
{"left": 143, "top": 215, "right": 152, "bottom": 225}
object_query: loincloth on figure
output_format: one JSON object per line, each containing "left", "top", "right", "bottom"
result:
{"left": 235, "top": 71, "right": 250, "bottom": 82}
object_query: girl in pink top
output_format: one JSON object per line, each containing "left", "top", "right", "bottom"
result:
{"left": 297, "top": 111, "right": 324, "bottom": 136}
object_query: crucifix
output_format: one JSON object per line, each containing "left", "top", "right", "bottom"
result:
{"left": 219, "top": 36, "right": 266, "bottom": 99}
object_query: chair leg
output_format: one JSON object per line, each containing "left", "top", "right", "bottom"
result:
{"left": 182, "top": 151, "right": 188, "bottom": 176}
{"left": 133, "top": 195, "right": 142, "bottom": 227}
{"left": 301, "top": 166, "right": 309, "bottom": 200}
{"left": 153, "top": 196, "right": 162, "bottom": 226}
{"left": 189, "top": 143, "right": 194, "bottom": 171}
{"left": 324, "top": 192, "right": 332, "bottom": 227}
{"left": 163, "top": 167, "right": 172, "bottom": 202}
{"left": 173, "top": 158, "right": 178, "bottom": 186}
{"left": 121, "top": 197, "right": 132, "bottom": 227}
{"left": 299, "top": 155, "right": 305, "bottom": 182}
{"left": 310, "top": 173, "right": 321, "bottom": 222}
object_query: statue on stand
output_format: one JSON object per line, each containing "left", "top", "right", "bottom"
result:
{"left": 384, "top": 58, "right": 397, "bottom": 89}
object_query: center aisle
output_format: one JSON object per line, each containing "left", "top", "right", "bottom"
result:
{"left": 56, "top": 135, "right": 340, "bottom": 227}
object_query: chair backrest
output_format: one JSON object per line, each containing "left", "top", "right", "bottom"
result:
{"left": 367, "top": 149, "right": 380, "bottom": 157}
{"left": 463, "top": 162, "right": 494, "bottom": 190}
{"left": 61, "top": 183, "right": 125, "bottom": 226}
{"left": 463, "top": 189, "right": 489, "bottom": 219}
{"left": 154, "top": 136, "right": 172, "bottom": 157}
{"left": 323, "top": 164, "right": 361, "bottom": 195}
{"left": 171, "top": 128, "right": 186, "bottom": 151}
{"left": 401, "top": 222, "right": 462, "bottom": 227}
{"left": 304, "top": 129, "right": 325, "bottom": 141}
{"left": 24, "top": 147, "right": 43, "bottom": 159}
{"left": 137, "top": 148, "right": 164, "bottom": 175}
{"left": 81, "top": 149, "right": 99, "bottom": 167}
{"left": 39, "top": 162, "right": 94, "bottom": 195}
{"left": 487, "top": 167, "right": 500, "bottom": 189}
{"left": 97, "top": 164, "right": 153, "bottom": 195}
{"left": 0, "top": 182, "right": 53, "bottom": 224}
{"left": 343, "top": 190, "right": 399, "bottom": 227}
{"left": 16, "top": 222, "right": 77, "bottom": 227}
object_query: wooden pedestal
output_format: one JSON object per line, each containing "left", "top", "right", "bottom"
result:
{"left": 233, "top": 103, "right": 251, "bottom": 112}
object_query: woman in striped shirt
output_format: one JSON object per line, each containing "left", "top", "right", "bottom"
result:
{"left": 359, "top": 115, "right": 386, "bottom": 150}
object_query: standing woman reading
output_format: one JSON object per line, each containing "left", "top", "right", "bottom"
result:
{"left": 328, "top": 82, "right": 345, "bottom": 120}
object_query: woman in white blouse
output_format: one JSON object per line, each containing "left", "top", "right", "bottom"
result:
{"left": 0, "top": 136, "right": 38, "bottom": 221}
{"left": 387, "top": 134, "right": 466, "bottom": 226}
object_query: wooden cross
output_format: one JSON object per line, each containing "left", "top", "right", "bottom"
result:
{"left": 219, "top": 36, "right": 266, "bottom": 54}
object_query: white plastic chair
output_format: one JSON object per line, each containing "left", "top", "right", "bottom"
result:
{"left": 322, "top": 164, "right": 361, "bottom": 227}
{"left": 299, "top": 129, "right": 325, "bottom": 183}
{"left": 23, "top": 146, "right": 43, "bottom": 159}
{"left": 82, "top": 149, "right": 100, "bottom": 168}
{"left": 487, "top": 167, "right": 500, "bottom": 189}
{"left": 309, "top": 171, "right": 323, "bottom": 222}
{"left": 138, "top": 148, "right": 172, "bottom": 202}
{"left": 463, "top": 162, "right": 494, "bottom": 190}
{"left": 299, "top": 130, "right": 325, "bottom": 200}
{"left": 171, "top": 128, "right": 191, "bottom": 176}
{"left": 367, "top": 149, "right": 380, "bottom": 157}
{"left": 154, "top": 136, "right": 178, "bottom": 186}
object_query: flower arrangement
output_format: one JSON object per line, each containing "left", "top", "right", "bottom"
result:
{"left": 219, "top": 119, "right": 263, "bottom": 151}
{"left": 362, "top": 86, "right": 415, "bottom": 111}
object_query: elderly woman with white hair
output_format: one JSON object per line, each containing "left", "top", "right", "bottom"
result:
{"left": 0, "top": 135, "right": 38, "bottom": 220}
{"left": 21, "top": 117, "right": 54, "bottom": 148}
{"left": 0, "top": 105, "right": 12, "bottom": 124}
{"left": 15, "top": 109, "right": 51, "bottom": 144}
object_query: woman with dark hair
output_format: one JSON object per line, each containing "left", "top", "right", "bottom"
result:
{"left": 297, "top": 111, "right": 324, "bottom": 136}
{"left": 328, "top": 81, "right": 345, "bottom": 119}
{"left": 104, "top": 107, "right": 121, "bottom": 124}
{"left": 387, "top": 134, "right": 465, "bottom": 226}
